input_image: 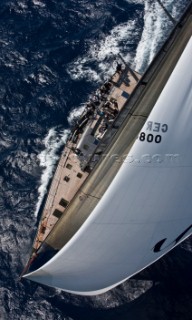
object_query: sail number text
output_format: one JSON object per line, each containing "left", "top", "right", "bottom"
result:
{"left": 139, "top": 121, "right": 168, "bottom": 144}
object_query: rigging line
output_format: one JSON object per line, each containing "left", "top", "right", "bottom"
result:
{"left": 81, "top": 190, "right": 100, "bottom": 200}
{"left": 156, "top": 0, "right": 177, "bottom": 25}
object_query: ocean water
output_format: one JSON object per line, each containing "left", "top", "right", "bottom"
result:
{"left": 0, "top": 0, "right": 192, "bottom": 319}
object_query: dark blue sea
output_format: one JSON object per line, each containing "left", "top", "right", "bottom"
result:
{"left": 0, "top": 0, "right": 192, "bottom": 319}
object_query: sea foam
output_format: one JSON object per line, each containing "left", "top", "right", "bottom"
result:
{"left": 67, "top": 19, "right": 140, "bottom": 83}
{"left": 34, "top": 104, "right": 87, "bottom": 217}
{"left": 134, "top": 0, "right": 181, "bottom": 73}
{"left": 34, "top": 128, "right": 69, "bottom": 217}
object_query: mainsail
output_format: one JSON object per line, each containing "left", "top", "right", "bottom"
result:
{"left": 24, "top": 34, "right": 192, "bottom": 295}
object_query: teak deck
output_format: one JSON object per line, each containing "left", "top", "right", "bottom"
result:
{"left": 33, "top": 65, "right": 140, "bottom": 252}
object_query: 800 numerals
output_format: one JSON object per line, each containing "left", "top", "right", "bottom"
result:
{"left": 139, "top": 132, "right": 161, "bottom": 143}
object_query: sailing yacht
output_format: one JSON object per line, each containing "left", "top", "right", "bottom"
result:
{"left": 22, "top": 2, "right": 192, "bottom": 295}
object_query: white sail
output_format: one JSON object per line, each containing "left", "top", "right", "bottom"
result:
{"left": 24, "top": 36, "right": 192, "bottom": 295}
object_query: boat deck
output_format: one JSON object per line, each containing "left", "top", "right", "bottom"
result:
{"left": 33, "top": 64, "right": 140, "bottom": 252}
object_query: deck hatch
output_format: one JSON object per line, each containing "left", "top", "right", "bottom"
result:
{"left": 59, "top": 198, "right": 69, "bottom": 208}
{"left": 121, "top": 91, "right": 129, "bottom": 99}
{"left": 53, "top": 209, "right": 63, "bottom": 219}
{"left": 66, "top": 163, "right": 72, "bottom": 170}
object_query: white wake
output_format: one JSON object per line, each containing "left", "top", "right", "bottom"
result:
{"left": 134, "top": 0, "right": 189, "bottom": 73}
{"left": 34, "top": 128, "right": 69, "bottom": 217}
{"left": 67, "top": 105, "right": 85, "bottom": 125}
{"left": 67, "top": 19, "right": 140, "bottom": 83}
{"left": 34, "top": 105, "right": 87, "bottom": 217}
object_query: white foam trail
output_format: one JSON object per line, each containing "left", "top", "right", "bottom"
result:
{"left": 134, "top": 0, "right": 176, "bottom": 73}
{"left": 124, "top": 0, "right": 144, "bottom": 4}
{"left": 34, "top": 103, "right": 87, "bottom": 217}
{"left": 67, "top": 20, "right": 140, "bottom": 83}
{"left": 34, "top": 128, "right": 69, "bottom": 217}
{"left": 67, "top": 105, "right": 86, "bottom": 125}
{"left": 32, "top": 0, "right": 46, "bottom": 7}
